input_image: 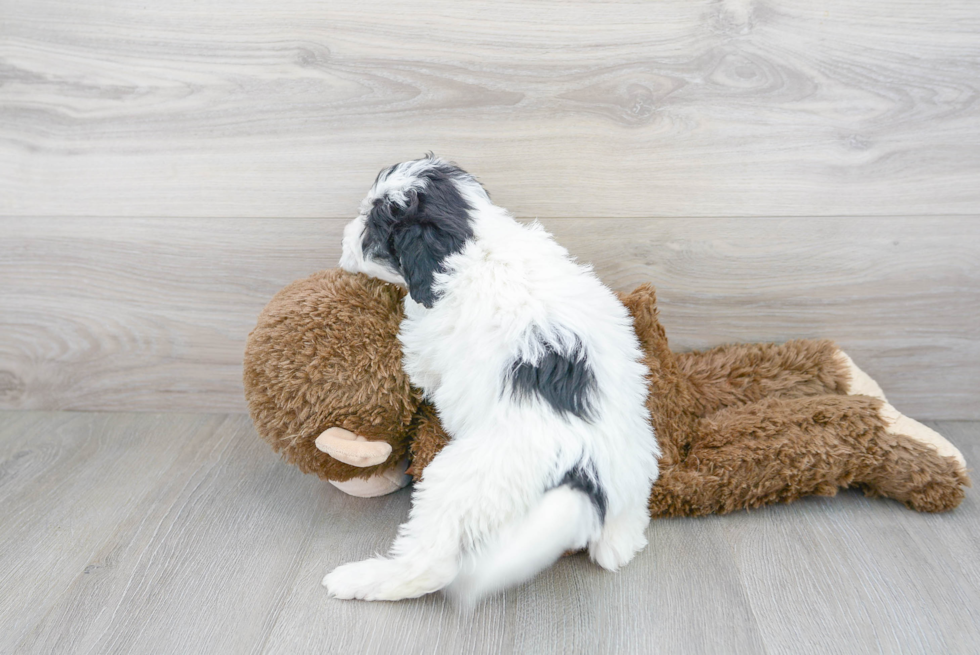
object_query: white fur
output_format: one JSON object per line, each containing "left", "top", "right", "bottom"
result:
{"left": 325, "top": 157, "right": 660, "bottom": 602}
{"left": 451, "top": 485, "right": 600, "bottom": 604}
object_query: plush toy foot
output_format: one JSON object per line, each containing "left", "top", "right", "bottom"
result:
{"left": 861, "top": 401, "right": 971, "bottom": 512}
{"left": 837, "top": 351, "right": 887, "bottom": 401}
{"left": 328, "top": 458, "right": 411, "bottom": 498}
{"left": 323, "top": 557, "right": 455, "bottom": 601}
{"left": 879, "top": 403, "right": 968, "bottom": 472}
{"left": 835, "top": 351, "right": 968, "bottom": 480}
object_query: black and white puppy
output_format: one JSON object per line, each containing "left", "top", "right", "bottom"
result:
{"left": 325, "top": 155, "right": 659, "bottom": 602}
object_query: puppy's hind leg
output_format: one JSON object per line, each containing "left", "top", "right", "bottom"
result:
{"left": 323, "top": 551, "right": 459, "bottom": 601}
{"left": 450, "top": 485, "right": 602, "bottom": 605}
{"left": 590, "top": 500, "right": 650, "bottom": 571}
{"left": 322, "top": 486, "right": 465, "bottom": 601}
{"left": 324, "top": 440, "right": 538, "bottom": 601}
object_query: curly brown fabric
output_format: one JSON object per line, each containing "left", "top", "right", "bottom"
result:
{"left": 244, "top": 270, "right": 420, "bottom": 482}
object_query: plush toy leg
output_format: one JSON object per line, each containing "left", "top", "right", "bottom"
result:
{"left": 676, "top": 340, "right": 854, "bottom": 416}
{"left": 836, "top": 355, "right": 968, "bottom": 477}
{"left": 875, "top": 402, "right": 968, "bottom": 475}
{"left": 649, "top": 395, "right": 969, "bottom": 518}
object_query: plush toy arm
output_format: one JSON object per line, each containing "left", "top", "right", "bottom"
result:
{"left": 675, "top": 339, "right": 867, "bottom": 416}
{"left": 405, "top": 402, "right": 451, "bottom": 479}
{"left": 650, "top": 394, "right": 968, "bottom": 518}
{"left": 315, "top": 428, "right": 411, "bottom": 497}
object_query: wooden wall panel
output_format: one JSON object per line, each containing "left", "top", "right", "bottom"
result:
{"left": 2, "top": 1, "right": 978, "bottom": 418}
{"left": 1, "top": 217, "right": 976, "bottom": 418}
{"left": 1, "top": 0, "right": 978, "bottom": 218}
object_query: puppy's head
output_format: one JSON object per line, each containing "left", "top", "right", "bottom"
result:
{"left": 340, "top": 154, "right": 485, "bottom": 308}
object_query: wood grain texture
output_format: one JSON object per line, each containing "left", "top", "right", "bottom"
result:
{"left": 720, "top": 420, "right": 980, "bottom": 655}
{"left": 0, "top": 411, "right": 977, "bottom": 654}
{"left": 1, "top": 0, "right": 979, "bottom": 218}
{"left": 1, "top": 216, "right": 977, "bottom": 417}
{"left": 0, "top": 412, "right": 230, "bottom": 652}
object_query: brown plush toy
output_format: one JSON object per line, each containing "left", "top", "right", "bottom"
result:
{"left": 244, "top": 269, "right": 970, "bottom": 514}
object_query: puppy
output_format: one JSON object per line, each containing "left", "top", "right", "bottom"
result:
{"left": 325, "top": 155, "right": 659, "bottom": 602}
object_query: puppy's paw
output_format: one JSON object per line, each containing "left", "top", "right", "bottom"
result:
{"left": 444, "top": 571, "right": 482, "bottom": 612}
{"left": 590, "top": 509, "right": 649, "bottom": 572}
{"left": 322, "top": 557, "right": 454, "bottom": 601}
{"left": 322, "top": 557, "right": 394, "bottom": 601}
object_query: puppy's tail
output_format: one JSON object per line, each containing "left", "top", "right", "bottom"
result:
{"left": 450, "top": 484, "right": 601, "bottom": 606}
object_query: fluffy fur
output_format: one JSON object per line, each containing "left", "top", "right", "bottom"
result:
{"left": 419, "top": 285, "right": 971, "bottom": 516}
{"left": 244, "top": 271, "right": 969, "bottom": 519}
{"left": 243, "top": 271, "right": 419, "bottom": 483}
{"left": 324, "top": 155, "right": 660, "bottom": 601}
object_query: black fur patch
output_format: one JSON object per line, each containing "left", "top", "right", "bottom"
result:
{"left": 559, "top": 462, "right": 607, "bottom": 522}
{"left": 362, "top": 159, "right": 475, "bottom": 308}
{"left": 508, "top": 331, "right": 597, "bottom": 421}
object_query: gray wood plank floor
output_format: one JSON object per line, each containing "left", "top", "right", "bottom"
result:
{"left": 1, "top": 411, "right": 977, "bottom": 655}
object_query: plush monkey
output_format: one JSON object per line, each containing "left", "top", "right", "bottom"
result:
{"left": 244, "top": 269, "right": 969, "bottom": 514}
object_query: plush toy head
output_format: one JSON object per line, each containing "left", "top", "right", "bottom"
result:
{"left": 244, "top": 269, "right": 420, "bottom": 483}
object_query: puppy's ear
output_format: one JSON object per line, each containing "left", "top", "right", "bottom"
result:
{"left": 369, "top": 169, "right": 474, "bottom": 308}
{"left": 392, "top": 221, "right": 448, "bottom": 308}
{"left": 364, "top": 192, "right": 418, "bottom": 257}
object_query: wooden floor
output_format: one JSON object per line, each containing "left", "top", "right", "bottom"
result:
{"left": 1, "top": 410, "right": 977, "bottom": 655}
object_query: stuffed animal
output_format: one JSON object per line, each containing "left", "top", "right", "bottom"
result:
{"left": 244, "top": 269, "right": 969, "bottom": 514}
